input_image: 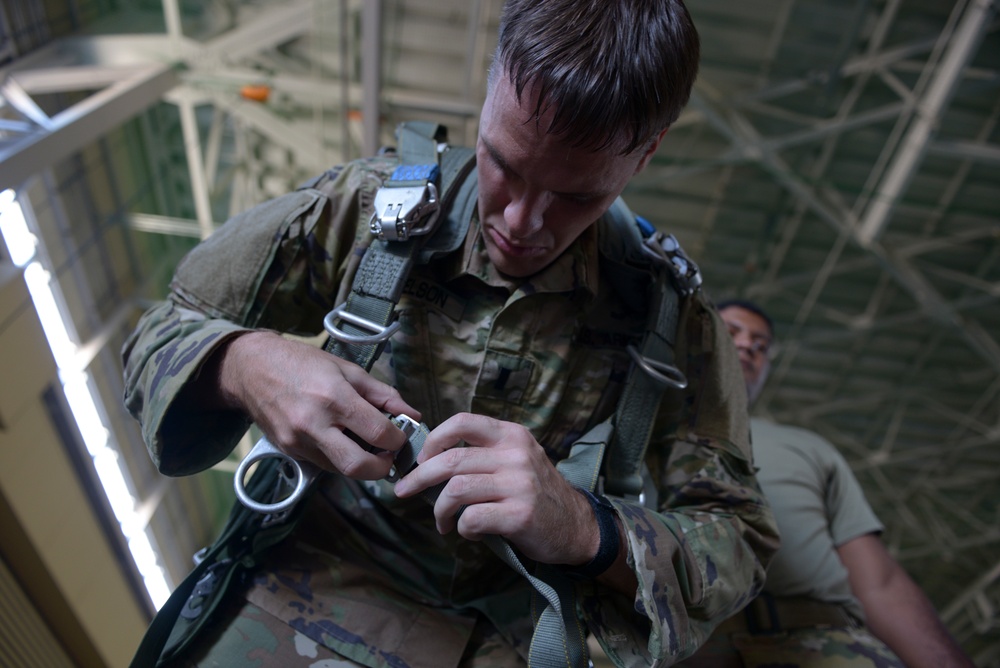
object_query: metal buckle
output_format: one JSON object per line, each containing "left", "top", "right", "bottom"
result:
{"left": 323, "top": 304, "right": 400, "bottom": 345}
{"left": 233, "top": 437, "right": 322, "bottom": 516}
{"left": 627, "top": 344, "right": 688, "bottom": 389}
{"left": 385, "top": 414, "right": 420, "bottom": 482}
{"left": 368, "top": 182, "right": 440, "bottom": 242}
{"left": 641, "top": 232, "right": 703, "bottom": 296}
{"left": 234, "top": 414, "right": 423, "bottom": 516}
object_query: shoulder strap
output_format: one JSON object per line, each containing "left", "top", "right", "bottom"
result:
{"left": 593, "top": 198, "right": 702, "bottom": 502}
{"left": 323, "top": 123, "right": 475, "bottom": 369}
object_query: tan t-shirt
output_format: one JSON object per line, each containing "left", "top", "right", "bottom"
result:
{"left": 751, "top": 417, "right": 883, "bottom": 621}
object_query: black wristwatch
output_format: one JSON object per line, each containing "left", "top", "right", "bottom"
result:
{"left": 562, "top": 488, "right": 620, "bottom": 580}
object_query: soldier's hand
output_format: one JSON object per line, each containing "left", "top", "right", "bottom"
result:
{"left": 393, "top": 413, "right": 599, "bottom": 566}
{"left": 212, "top": 331, "right": 420, "bottom": 479}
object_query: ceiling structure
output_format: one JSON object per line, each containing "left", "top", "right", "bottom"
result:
{"left": 0, "top": 0, "right": 998, "bottom": 664}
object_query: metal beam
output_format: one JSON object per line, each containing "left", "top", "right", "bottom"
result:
{"left": 941, "top": 559, "right": 1000, "bottom": 624}
{"left": 928, "top": 139, "right": 1000, "bottom": 166}
{"left": 176, "top": 94, "right": 216, "bottom": 240}
{"left": 197, "top": 0, "right": 316, "bottom": 63}
{"left": 361, "top": 0, "right": 382, "bottom": 156}
{"left": 856, "top": 0, "right": 997, "bottom": 246}
{"left": 128, "top": 213, "right": 214, "bottom": 238}
{"left": 0, "top": 64, "right": 178, "bottom": 192}
{"left": 688, "top": 88, "right": 1000, "bottom": 374}
{"left": 7, "top": 64, "right": 152, "bottom": 93}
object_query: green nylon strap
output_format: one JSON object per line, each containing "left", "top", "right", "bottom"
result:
{"left": 603, "top": 270, "right": 679, "bottom": 500}
{"left": 130, "top": 457, "right": 311, "bottom": 668}
{"left": 397, "top": 423, "right": 609, "bottom": 668}
{"left": 599, "top": 202, "right": 682, "bottom": 502}
{"left": 324, "top": 123, "right": 441, "bottom": 366}
{"left": 324, "top": 124, "right": 474, "bottom": 368}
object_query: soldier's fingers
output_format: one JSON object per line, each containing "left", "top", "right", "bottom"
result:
{"left": 311, "top": 430, "right": 396, "bottom": 479}
{"left": 418, "top": 413, "right": 507, "bottom": 463}
{"left": 336, "top": 361, "right": 422, "bottom": 424}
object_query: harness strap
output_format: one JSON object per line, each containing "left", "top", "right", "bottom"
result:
{"left": 604, "top": 270, "right": 682, "bottom": 499}
{"left": 599, "top": 201, "right": 693, "bottom": 502}
{"left": 131, "top": 456, "right": 307, "bottom": 667}
{"left": 324, "top": 124, "right": 475, "bottom": 369}
{"left": 395, "top": 423, "right": 609, "bottom": 668}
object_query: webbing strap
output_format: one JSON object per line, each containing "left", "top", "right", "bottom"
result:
{"left": 517, "top": 423, "right": 613, "bottom": 668}
{"left": 324, "top": 126, "right": 474, "bottom": 368}
{"left": 603, "top": 270, "right": 680, "bottom": 499}
{"left": 598, "top": 202, "right": 686, "bottom": 502}
{"left": 131, "top": 458, "right": 307, "bottom": 668}
{"left": 397, "top": 424, "right": 609, "bottom": 668}
{"left": 324, "top": 241, "right": 420, "bottom": 369}
{"left": 324, "top": 124, "right": 442, "bottom": 366}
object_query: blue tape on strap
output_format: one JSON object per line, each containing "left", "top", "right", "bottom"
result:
{"left": 390, "top": 164, "right": 440, "bottom": 182}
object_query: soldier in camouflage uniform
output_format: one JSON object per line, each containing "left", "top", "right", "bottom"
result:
{"left": 123, "top": 1, "right": 780, "bottom": 666}
{"left": 676, "top": 300, "right": 975, "bottom": 668}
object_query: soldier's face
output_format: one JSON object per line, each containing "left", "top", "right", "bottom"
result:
{"left": 719, "top": 306, "right": 772, "bottom": 406}
{"left": 476, "top": 74, "right": 663, "bottom": 278}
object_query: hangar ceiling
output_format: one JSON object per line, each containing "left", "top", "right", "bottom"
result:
{"left": 0, "top": 0, "right": 998, "bottom": 664}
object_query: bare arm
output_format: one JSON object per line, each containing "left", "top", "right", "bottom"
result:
{"left": 838, "top": 533, "right": 974, "bottom": 668}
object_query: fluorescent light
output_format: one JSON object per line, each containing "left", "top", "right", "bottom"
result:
{"left": 60, "top": 370, "right": 111, "bottom": 456}
{"left": 1, "top": 189, "right": 172, "bottom": 610}
{"left": 0, "top": 189, "right": 37, "bottom": 266}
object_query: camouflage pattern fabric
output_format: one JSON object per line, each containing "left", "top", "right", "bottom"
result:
{"left": 123, "top": 154, "right": 779, "bottom": 667}
{"left": 734, "top": 627, "right": 905, "bottom": 668}
{"left": 677, "top": 625, "right": 905, "bottom": 667}
{"left": 161, "top": 591, "right": 524, "bottom": 668}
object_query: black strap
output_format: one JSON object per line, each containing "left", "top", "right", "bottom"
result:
{"left": 130, "top": 458, "right": 306, "bottom": 667}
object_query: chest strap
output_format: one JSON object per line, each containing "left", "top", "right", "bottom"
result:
{"left": 324, "top": 122, "right": 475, "bottom": 368}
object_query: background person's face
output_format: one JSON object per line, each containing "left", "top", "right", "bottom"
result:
{"left": 475, "top": 75, "right": 660, "bottom": 278}
{"left": 719, "top": 306, "right": 772, "bottom": 405}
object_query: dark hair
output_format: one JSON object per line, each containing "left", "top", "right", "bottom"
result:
{"left": 716, "top": 299, "right": 775, "bottom": 339}
{"left": 490, "top": 0, "right": 700, "bottom": 155}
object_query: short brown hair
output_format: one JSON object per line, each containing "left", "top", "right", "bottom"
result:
{"left": 490, "top": 0, "right": 700, "bottom": 154}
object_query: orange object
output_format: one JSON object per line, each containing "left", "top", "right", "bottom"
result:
{"left": 240, "top": 84, "right": 271, "bottom": 103}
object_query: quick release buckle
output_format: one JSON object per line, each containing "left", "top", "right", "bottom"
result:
{"left": 641, "top": 232, "right": 703, "bottom": 296}
{"left": 369, "top": 163, "right": 441, "bottom": 242}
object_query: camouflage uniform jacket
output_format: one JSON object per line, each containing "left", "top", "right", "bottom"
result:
{"left": 122, "top": 153, "right": 778, "bottom": 667}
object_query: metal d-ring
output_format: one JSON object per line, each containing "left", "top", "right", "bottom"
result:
{"left": 324, "top": 304, "right": 400, "bottom": 345}
{"left": 627, "top": 344, "right": 688, "bottom": 389}
{"left": 234, "top": 437, "right": 321, "bottom": 515}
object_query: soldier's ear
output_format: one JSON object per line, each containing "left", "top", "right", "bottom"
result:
{"left": 633, "top": 127, "right": 670, "bottom": 175}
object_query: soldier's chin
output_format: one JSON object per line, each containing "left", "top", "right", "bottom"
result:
{"left": 485, "top": 243, "right": 548, "bottom": 278}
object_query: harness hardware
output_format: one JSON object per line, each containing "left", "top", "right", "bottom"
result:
{"left": 324, "top": 304, "right": 401, "bottom": 345}
{"left": 234, "top": 437, "right": 322, "bottom": 516}
{"left": 368, "top": 163, "right": 442, "bottom": 242}
{"left": 234, "top": 413, "right": 425, "bottom": 516}
{"left": 642, "top": 232, "right": 703, "bottom": 296}
{"left": 626, "top": 344, "right": 688, "bottom": 389}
